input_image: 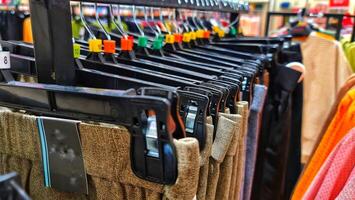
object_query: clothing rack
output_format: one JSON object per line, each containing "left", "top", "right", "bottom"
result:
{"left": 29, "top": 0, "right": 248, "bottom": 86}
{"left": 264, "top": 11, "right": 355, "bottom": 41}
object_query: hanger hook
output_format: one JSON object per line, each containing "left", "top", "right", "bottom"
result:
{"left": 94, "top": 3, "right": 111, "bottom": 40}
{"left": 109, "top": 4, "right": 128, "bottom": 39}
{"left": 159, "top": 8, "right": 171, "bottom": 34}
{"left": 150, "top": 7, "right": 162, "bottom": 35}
{"left": 132, "top": 5, "right": 145, "bottom": 36}
{"left": 143, "top": 7, "right": 159, "bottom": 37}
{"left": 79, "top": 2, "right": 96, "bottom": 39}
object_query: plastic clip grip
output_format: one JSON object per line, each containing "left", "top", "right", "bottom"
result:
{"left": 230, "top": 27, "right": 237, "bottom": 36}
{"left": 174, "top": 34, "right": 183, "bottom": 43}
{"left": 196, "top": 30, "right": 205, "bottom": 39}
{"left": 183, "top": 33, "right": 191, "bottom": 43}
{"left": 152, "top": 37, "right": 163, "bottom": 50}
{"left": 165, "top": 34, "right": 175, "bottom": 44}
{"left": 129, "top": 93, "right": 178, "bottom": 185}
{"left": 213, "top": 26, "right": 220, "bottom": 33}
{"left": 121, "top": 38, "right": 133, "bottom": 51}
{"left": 218, "top": 29, "right": 225, "bottom": 38}
{"left": 138, "top": 36, "right": 148, "bottom": 48}
{"left": 88, "top": 39, "right": 102, "bottom": 53}
{"left": 203, "top": 31, "right": 211, "bottom": 39}
{"left": 190, "top": 31, "right": 197, "bottom": 40}
{"left": 103, "top": 40, "right": 116, "bottom": 54}
{"left": 73, "top": 44, "right": 81, "bottom": 59}
{"left": 178, "top": 90, "right": 209, "bottom": 151}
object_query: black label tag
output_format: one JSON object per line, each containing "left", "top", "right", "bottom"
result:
{"left": 37, "top": 117, "right": 88, "bottom": 194}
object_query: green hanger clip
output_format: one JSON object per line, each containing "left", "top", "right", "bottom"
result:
{"left": 152, "top": 36, "right": 163, "bottom": 50}
{"left": 230, "top": 27, "right": 237, "bottom": 36}
{"left": 138, "top": 36, "right": 148, "bottom": 48}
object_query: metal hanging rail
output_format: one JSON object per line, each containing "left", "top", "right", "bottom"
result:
{"left": 264, "top": 11, "right": 355, "bottom": 41}
{"left": 69, "top": 0, "right": 249, "bottom": 12}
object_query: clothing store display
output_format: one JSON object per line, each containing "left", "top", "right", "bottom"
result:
{"left": 242, "top": 84, "right": 267, "bottom": 200}
{"left": 292, "top": 89, "right": 355, "bottom": 200}
{"left": 302, "top": 128, "right": 355, "bottom": 200}
{"left": 2, "top": 2, "right": 354, "bottom": 200}
{"left": 301, "top": 32, "right": 353, "bottom": 163}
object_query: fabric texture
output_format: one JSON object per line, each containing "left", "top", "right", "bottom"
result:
{"left": 285, "top": 81, "right": 304, "bottom": 199}
{"left": 196, "top": 117, "right": 214, "bottom": 200}
{"left": 341, "top": 40, "right": 355, "bottom": 72}
{"left": 0, "top": 110, "right": 201, "bottom": 200}
{"left": 205, "top": 114, "right": 237, "bottom": 200}
{"left": 215, "top": 113, "right": 242, "bottom": 200}
{"left": 243, "top": 84, "right": 267, "bottom": 200}
{"left": 292, "top": 89, "right": 355, "bottom": 200}
{"left": 335, "top": 166, "right": 355, "bottom": 200}
{"left": 231, "top": 101, "right": 249, "bottom": 200}
{"left": 301, "top": 33, "right": 353, "bottom": 163}
{"left": 303, "top": 128, "right": 355, "bottom": 200}
{"left": 252, "top": 65, "right": 301, "bottom": 200}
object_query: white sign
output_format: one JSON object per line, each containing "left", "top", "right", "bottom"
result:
{"left": 0, "top": 51, "right": 11, "bottom": 69}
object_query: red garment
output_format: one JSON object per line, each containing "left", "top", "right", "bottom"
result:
{"left": 303, "top": 128, "right": 355, "bottom": 200}
{"left": 336, "top": 166, "right": 355, "bottom": 200}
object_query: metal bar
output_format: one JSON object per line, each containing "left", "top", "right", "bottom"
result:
{"left": 264, "top": 12, "right": 271, "bottom": 36}
{"left": 29, "top": 0, "right": 76, "bottom": 85}
{"left": 230, "top": 12, "right": 239, "bottom": 32}
{"left": 351, "top": 16, "right": 355, "bottom": 42}
{"left": 335, "top": 15, "right": 344, "bottom": 40}
{"left": 325, "top": 16, "right": 330, "bottom": 29}
{"left": 69, "top": 0, "right": 240, "bottom": 12}
{"left": 266, "top": 11, "right": 355, "bottom": 18}
{"left": 266, "top": 11, "right": 355, "bottom": 40}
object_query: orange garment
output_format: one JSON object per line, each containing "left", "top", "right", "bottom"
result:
{"left": 292, "top": 89, "right": 355, "bottom": 200}
{"left": 23, "top": 17, "right": 33, "bottom": 43}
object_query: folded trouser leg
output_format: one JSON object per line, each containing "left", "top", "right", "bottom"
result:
{"left": 234, "top": 102, "right": 249, "bottom": 200}
{"left": 197, "top": 117, "right": 214, "bottom": 200}
{"left": 163, "top": 138, "right": 200, "bottom": 200}
{"left": 205, "top": 115, "right": 237, "bottom": 200}
{"left": 215, "top": 113, "right": 242, "bottom": 200}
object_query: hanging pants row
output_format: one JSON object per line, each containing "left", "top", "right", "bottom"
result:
{"left": 0, "top": 46, "right": 305, "bottom": 200}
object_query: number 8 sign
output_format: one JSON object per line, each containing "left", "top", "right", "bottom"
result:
{"left": 0, "top": 51, "right": 11, "bottom": 69}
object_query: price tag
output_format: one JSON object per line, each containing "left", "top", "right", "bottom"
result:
{"left": 0, "top": 51, "right": 11, "bottom": 69}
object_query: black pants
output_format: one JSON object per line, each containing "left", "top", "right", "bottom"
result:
{"left": 251, "top": 64, "right": 301, "bottom": 200}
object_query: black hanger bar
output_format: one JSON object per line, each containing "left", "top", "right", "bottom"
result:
{"left": 0, "top": 79, "right": 179, "bottom": 185}
{"left": 28, "top": 0, "right": 248, "bottom": 87}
